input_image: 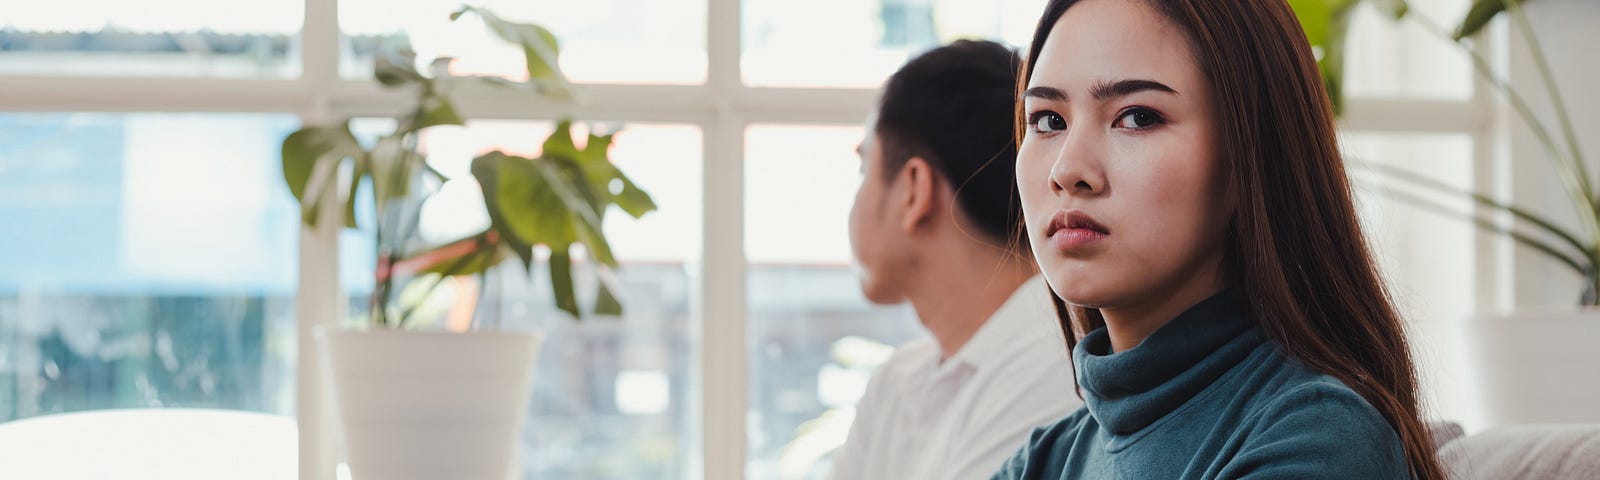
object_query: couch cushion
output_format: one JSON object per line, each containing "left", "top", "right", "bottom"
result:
{"left": 1438, "top": 424, "right": 1600, "bottom": 479}
{"left": 1428, "top": 421, "right": 1466, "bottom": 450}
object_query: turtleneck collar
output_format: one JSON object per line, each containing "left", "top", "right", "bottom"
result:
{"left": 1073, "top": 291, "right": 1266, "bottom": 435}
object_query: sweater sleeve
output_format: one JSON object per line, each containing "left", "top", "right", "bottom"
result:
{"left": 1218, "top": 382, "right": 1410, "bottom": 480}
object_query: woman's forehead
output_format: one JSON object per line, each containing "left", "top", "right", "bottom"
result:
{"left": 1027, "top": 0, "right": 1198, "bottom": 94}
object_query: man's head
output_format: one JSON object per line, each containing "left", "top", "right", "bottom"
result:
{"left": 848, "top": 39, "right": 1025, "bottom": 304}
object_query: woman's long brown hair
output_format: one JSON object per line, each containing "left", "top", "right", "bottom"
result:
{"left": 1019, "top": 1, "right": 1444, "bottom": 478}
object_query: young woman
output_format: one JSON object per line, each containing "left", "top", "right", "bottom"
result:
{"left": 995, "top": 0, "right": 1445, "bottom": 478}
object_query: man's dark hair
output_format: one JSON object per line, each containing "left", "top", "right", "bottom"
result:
{"left": 874, "top": 39, "right": 1023, "bottom": 247}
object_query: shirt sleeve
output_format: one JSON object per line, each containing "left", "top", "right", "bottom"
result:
{"left": 1218, "top": 382, "right": 1411, "bottom": 480}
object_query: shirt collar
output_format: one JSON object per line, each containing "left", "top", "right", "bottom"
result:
{"left": 945, "top": 275, "right": 1061, "bottom": 370}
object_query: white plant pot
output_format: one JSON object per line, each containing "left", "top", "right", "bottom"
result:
{"left": 1463, "top": 309, "right": 1600, "bottom": 426}
{"left": 318, "top": 328, "right": 543, "bottom": 480}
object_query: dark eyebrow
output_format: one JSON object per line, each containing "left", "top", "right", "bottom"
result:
{"left": 1091, "top": 79, "right": 1178, "bottom": 101}
{"left": 1022, "top": 86, "right": 1067, "bottom": 102}
{"left": 1022, "top": 79, "right": 1178, "bottom": 103}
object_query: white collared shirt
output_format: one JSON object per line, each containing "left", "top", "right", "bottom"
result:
{"left": 828, "top": 276, "right": 1082, "bottom": 480}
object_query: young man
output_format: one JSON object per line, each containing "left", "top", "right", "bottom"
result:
{"left": 830, "top": 40, "right": 1081, "bottom": 479}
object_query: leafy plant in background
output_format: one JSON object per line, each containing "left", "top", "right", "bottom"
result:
{"left": 1293, "top": 0, "right": 1598, "bottom": 303}
{"left": 281, "top": 5, "right": 656, "bottom": 327}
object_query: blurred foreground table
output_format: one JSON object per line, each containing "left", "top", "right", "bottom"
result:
{"left": 0, "top": 408, "right": 296, "bottom": 479}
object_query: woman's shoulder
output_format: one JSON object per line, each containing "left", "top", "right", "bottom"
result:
{"left": 1242, "top": 349, "right": 1389, "bottom": 424}
{"left": 1222, "top": 355, "right": 1409, "bottom": 478}
{"left": 991, "top": 406, "right": 1096, "bottom": 479}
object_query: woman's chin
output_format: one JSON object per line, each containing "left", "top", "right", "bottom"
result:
{"left": 1045, "top": 268, "right": 1122, "bottom": 308}
{"left": 1051, "top": 287, "right": 1117, "bottom": 310}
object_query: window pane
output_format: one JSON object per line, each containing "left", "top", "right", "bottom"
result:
{"left": 742, "top": 0, "right": 1045, "bottom": 88}
{"left": 1343, "top": 132, "right": 1477, "bottom": 324}
{"left": 1343, "top": 0, "right": 1473, "bottom": 99}
{"left": 0, "top": 112, "right": 300, "bottom": 417}
{"left": 1342, "top": 131, "right": 1477, "bottom": 424}
{"left": 0, "top": 1, "right": 301, "bottom": 78}
{"left": 744, "top": 125, "right": 922, "bottom": 479}
{"left": 339, "top": 121, "right": 701, "bottom": 479}
{"left": 340, "top": 0, "right": 707, "bottom": 84}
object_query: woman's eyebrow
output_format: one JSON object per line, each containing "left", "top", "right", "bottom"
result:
{"left": 1022, "top": 79, "right": 1178, "bottom": 103}
{"left": 1091, "top": 79, "right": 1178, "bottom": 101}
{"left": 1022, "top": 85, "right": 1067, "bottom": 102}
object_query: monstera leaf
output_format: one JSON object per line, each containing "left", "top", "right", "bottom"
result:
{"left": 1288, "top": 0, "right": 1409, "bottom": 115}
{"left": 468, "top": 123, "right": 657, "bottom": 319}
{"left": 452, "top": 5, "right": 574, "bottom": 99}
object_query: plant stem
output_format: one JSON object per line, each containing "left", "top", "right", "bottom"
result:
{"left": 1502, "top": 0, "right": 1592, "bottom": 218}
{"left": 474, "top": 269, "right": 491, "bottom": 331}
{"left": 1355, "top": 159, "right": 1596, "bottom": 265}
{"left": 1586, "top": 270, "right": 1600, "bottom": 306}
{"left": 1376, "top": 184, "right": 1589, "bottom": 275}
{"left": 396, "top": 236, "right": 488, "bottom": 328}
{"left": 1409, "top": 12, "right": 1600, "bottom": 256}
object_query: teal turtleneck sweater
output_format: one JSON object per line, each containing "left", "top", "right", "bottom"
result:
{"left": 991, "top": 293, "right": 1409, "bottom": 479}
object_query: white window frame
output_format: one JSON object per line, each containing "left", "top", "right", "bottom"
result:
{"left": 0, "top": 0, "right": 1510, "bottom": 478}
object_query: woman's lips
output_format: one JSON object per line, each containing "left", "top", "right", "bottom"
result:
{"left": 1047, "top": 211, "right": 1109, "bottom": 252}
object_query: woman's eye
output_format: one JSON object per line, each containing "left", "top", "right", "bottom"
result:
{"left": 1114, "top": 108, "right": 1164, "bottom": 130}
{"left": 1030, "top": 111, "right": 1066, "bottom": 133}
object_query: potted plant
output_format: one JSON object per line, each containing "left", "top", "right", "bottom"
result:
{"left": 1294, "top": 0, "right": 1599, "bottom": 426}
{"left": 280, "top": 6, "right": 655, "bottom": 478}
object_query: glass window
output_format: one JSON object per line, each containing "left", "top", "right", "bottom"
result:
{"left": 338, "top": 121, "right": 702, "bottom": 479}
{"left": 340, "top": 0, "right": 707, "bottom": 84}
{"left": 1342, "top": 131, "right": 1477, "bottom": 325}
{"left": 1341, "top": 131, "right": 1478, "bottom": 427}
{"left": 0, "top": 0, "right": 302, "bottom": 78}
{"left": 0, "top": 112, "right": 300, "bottom": 420}
{"left": 741, "top": 0, "right": 1045, "bottom": 88}
{"left": 1342, "top": 0, "right": 1474, "bottom": 100}
{"left": 743, "top": 125, "right": 922, "bottom": 479}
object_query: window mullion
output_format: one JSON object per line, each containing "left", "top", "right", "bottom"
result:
{"left": 297, "top": 0, "right": 343, "bottom": 479}
{"left": 702, "top": 0, "right": 748, "bottom": 478}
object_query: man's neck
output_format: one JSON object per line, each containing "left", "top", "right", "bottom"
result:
{"left": 905, "top": 248, "right": 1036, "bottom": 361}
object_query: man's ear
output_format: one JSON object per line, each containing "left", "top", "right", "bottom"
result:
{"left": 898, "top": 157, "right": 939, "bottom": 232}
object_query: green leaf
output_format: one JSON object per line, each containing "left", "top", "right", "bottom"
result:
{"left": 593, "top": 277, "right": 622, "bottom": 316}
{"left": 471, "top": 153, "right": 538, "bottom": 269}
{"left": 575, "top": 211, "right": 618, "bottom": 267}
{"left": 549, "top": 249, "right": 580, "bottom": 319}
{"left": 282, "top": 126, "right": 352, "bottom": 201}
{"left": 368, "top": 133, "right": 415, "bottom": 217}
{"left": 1370, "top": 0, "right": 1410, "bottom": 20}
{"left": 344, "top": 157, "right": 367, "bottom": 229}
{"left": 1288, "top": 0, "right": 1360, "bottom": 116}
{"left": 375, "top": 50, "right": 425, "bottom": 87}
{"left": 493, "top": 155, "right": 580, "bottom": 247}
{"left": 282, "top": 125, "right": 361, "bottom": 227}
{"left": 1454, "top": 0, "right": 1519, "bottom": 40}
{"left": 452, "top": 5, "right": 573, "bottom": 98}
{"left": 540, "top": 122, "right": 658, "bottom": 219}
{"left": 412, "top": 94, "right": 465, "bottom": 132}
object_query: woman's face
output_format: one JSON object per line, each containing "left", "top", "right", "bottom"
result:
{"left": 1018, "top": 0, "right": 1232, "bottom": 313}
